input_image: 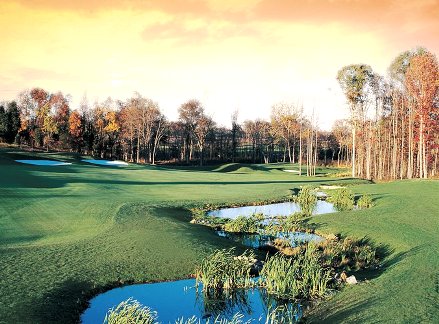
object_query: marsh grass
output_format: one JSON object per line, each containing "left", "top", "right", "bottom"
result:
{"left": 265, "top": 304, "right": 302, "bottom": 324}
{"left": 195, "top": 248, "right": 256, "bottom": 291}
{"left": 104, "top": 298, "right": 157, "bottom": 324}
{"left": 223, "top": 214, "right": 264, "bottom": 233}
{"left": 260, "top": 245, "right": 331, "bottom": 300}
{"left": 197, "top": 289, "right": 252, "bottom": 319}
{"left": 294, "top": 186, "right": 318, "bottom": 216}
{"left": 317, "top": 236, "right": 378, "bottom": 271}
{"left": 327, "top": 188, "right": 355, "bottom": 211}
{"left": 357, "top": 194, "right": 373, "bottom": 209}
{"left": 176, "top": 312, "right": 251, "bottom": 324}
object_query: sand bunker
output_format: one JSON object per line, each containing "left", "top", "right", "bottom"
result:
{"left": 82, "top": 159, "right": 128, "bottom": 166}
{"left": 283, "top": 169, "right": 300, "bottom": 173}
{"left": 320, "top": 185, "right": 344, "bottom": 190}
{"left": 15, "top": 159, "right": 71, "bottom": 166}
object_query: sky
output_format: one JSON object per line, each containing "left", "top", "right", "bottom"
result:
{"left": 0, "top": 0, "right": 438, "bottom": 130}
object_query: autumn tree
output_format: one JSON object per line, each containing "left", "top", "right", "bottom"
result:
{"left": 119, "top": 104, "right": 138, "bottom": 161}
{"left": 104, "top": 110, "right": 120, "bottom": 158}
{"left": 51, "top": 92, "right": 71, "bottom": 147}
{"left": 270, "top": 102, "right": 300, "bottom": 163}
{"left": 68, "top": 110, "right": 83, "bottom": 152}
{"left": 337, "top": 64, "right": 374, "bottom": 177}
{"left": 405, "top": 52, "right": 439, "bottom": 178}
{"left": 151, "top": 113, "right": 167, "bottom": 165}
{"left": 178, "top": 99, "right": 213, "bottom": 165}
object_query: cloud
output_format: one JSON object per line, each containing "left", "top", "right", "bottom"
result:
{"left": 141, "top": 18, "right": 260, "bottom": 45}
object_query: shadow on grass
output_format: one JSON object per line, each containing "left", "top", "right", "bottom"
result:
{"left": 28, "top": 278, "right": 142, "bottom": 324}
{"left": 306, "top": 295, "right": 381, "bottom": 323}
{"left": 307, "top": 244, "right": 426, "bottom": 323}
{"left": 27, "top": 279, "right": 95, "bottom": 324}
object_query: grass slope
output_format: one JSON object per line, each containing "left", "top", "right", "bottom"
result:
{"left": 308, "top": 180, "right": 439, "bottom": 323}
{"left": 0, "top": 148, "right": 437, "bottom": 323}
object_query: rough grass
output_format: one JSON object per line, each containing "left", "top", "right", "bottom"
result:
{"left": 0, "top": 148, "right": 438, "bottom": 323}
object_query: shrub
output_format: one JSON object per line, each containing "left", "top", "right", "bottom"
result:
{"left": 317, "top": 236, "right": 378, "bottom": 271}
{"left": 357, "top": 194, "right": 373, "bottom": 209}
{"left": 327, "top": 188, "right": 354, "bottom": 211}
{"left": 104, "top": 298, "right": 157, "bottom": 324}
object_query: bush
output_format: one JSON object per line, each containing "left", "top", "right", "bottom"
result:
{"left": 327, "top": 188, "right": 354, "bottom": 211}
{"left": 317, "top": 236, "right": 378, "bottom": 271}
{"left": 357, "top": 194, "right": 373, "bottom": 209}
{"left": 104, "top": 298, "right": 157, "bottom": 324}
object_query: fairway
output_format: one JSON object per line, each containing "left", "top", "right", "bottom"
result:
{"left": 0, "top": 148, "right": 438, "bottom": 323}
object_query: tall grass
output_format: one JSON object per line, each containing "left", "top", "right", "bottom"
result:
{"left": 223, "top": 214, "right": 262, "bottom": 233}
{"left": 104, "top": 298, "right": 157, "bottom": 324}
{"left": 195, "top": 248, "right": 256, "bottom": 291}
{"left": 260, "top": 245, "right": 331, "bottom": 300}
{"left": 265, "top": 304, "right": 302, "bottom": 324}
{"left": 176, "top": 312, "right": 251, "bottom": 324}
{"left": 294, "top": 186, "right": 317, "bottom": 216}
{"left": 197, "top": 288, "right": 252, "bottom": 319}
{"left": 357, "top": 194, "right": 373, "bottom": 209}
{"left": 327, "top": 188, "right": 355, "bottom": 211}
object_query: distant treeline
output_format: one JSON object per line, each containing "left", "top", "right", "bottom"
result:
{"left": 1, "top": 47, "right": 438, "bottom": 179}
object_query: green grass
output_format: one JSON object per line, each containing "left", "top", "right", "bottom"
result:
{"left": 0, "top": 148, "right": 437, "bottom": 323}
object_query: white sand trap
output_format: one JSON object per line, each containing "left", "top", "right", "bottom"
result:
{"left": 284, "top": 169, "right": 300, "bottom": 173}
{"left": 82, "top": 159, "right": 128, "bottom": 166}
{"left": 320, "top": 185, "right": 344, "bottom": 190}
{"left": 15, "top": 159, "right": 71, "bottom": 166}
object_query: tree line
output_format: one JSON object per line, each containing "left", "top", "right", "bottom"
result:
{"left": 1, "top": 47, "right": 437, "bottom": 179}
{"left": 337, "top": 47, "right": 439, "bottom": 179}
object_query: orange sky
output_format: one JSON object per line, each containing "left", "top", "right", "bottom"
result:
{"left": 1, "top": 0, "right": 438, "bottom": 129}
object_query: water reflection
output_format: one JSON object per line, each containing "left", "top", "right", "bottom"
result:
{"left": 81, "top": 279, "right": 302, "bottom": 323}
{"left": 207, "top": 201, "right": 336, "bottom": 219}
{"left": 216, "top": 231, "right": 323, "bottom": 249}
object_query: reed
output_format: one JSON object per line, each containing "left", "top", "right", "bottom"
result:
{"left": 104, "top": 298, "right": 157, "bottom": 324}
{"left": 223, "top": 214, "right": 262, "bottom": 233}
{"left": 294, "top": 186, "right": 317, "bottom": 216}
{"left": 265, "top": 304, "right": 302, "bottom": 324}
{"left": 195, "top": 248, "right": 256, "bottom": 291}
{"left": 260, "top": 244, "right": 331, "bottom": 300}
{"left": 176, "top": 312, "right": 251, "bottom": 324}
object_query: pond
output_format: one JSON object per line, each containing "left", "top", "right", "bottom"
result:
{"left": 216, "top": 231, "right": 324, "bottom": 249}
{"left": 81, "top": 279, "right": 302, "bottom": 323}
{"left": 207, "top": 201, "right": 336, "bottom": 219}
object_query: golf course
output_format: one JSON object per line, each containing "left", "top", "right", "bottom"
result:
{"left": 0, "top": 146, "right": 438, "bottom": 323}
